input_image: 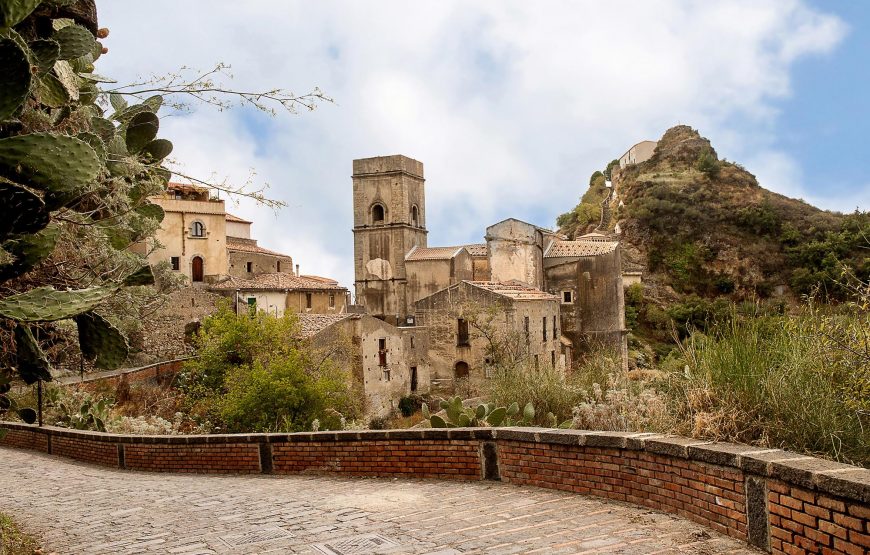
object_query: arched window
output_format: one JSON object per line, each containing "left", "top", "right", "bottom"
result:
{"left": 371, "top": 203, "right": 385, "bottom": 224}
{"left": 190, "top": 221, "right": 205, "bottom": 237}
{"left": 411, "top": 205, "right": 419, "bottom": 227}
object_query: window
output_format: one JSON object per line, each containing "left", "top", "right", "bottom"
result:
{"left": 306, "top": 292, "right": 312, "bottom": 309}
{"left": 551, "top": 350, "right": 556, "bottom": 368}
{"left": 276, "top": 261, "right": 281, "bottom": 272}
{"left": 246, "top": 261, "right": 253, "bottom": 273}
{"left": 372, "top": 203, "right": 385, "bottom": 224}
{"left": 410, "top": 367, "right": 418, "bottom": 392}
{"left": 329, "top": 293, "right": 335, "bottom": 308}
{"left": 411, "top": 205, "right": 419, "bottom": 227}
{"left": 457, "top": 318, "right": 469, "bottom": 346}
{"left": 410, "top": 336, "right": 415, "bottom": 348}
{"left": 553, "top": 315, "right": 558, "bottom": 340}
{"left": 170, "top": 256, "right": 180, "bottom": 271}
{"left": 562, "top": 291, "right": 573, "bottom": 304}
{"left": 378, "top": 338, "right": 387, "bottom": 367}
{"left": 524, "top": 316, "right": 530, "bottom": 342}
{"left": 246, "top": 297, "right": 256, "bottom": 314}
{"left": 190, "top": 221, "right": 205, "bottom": 237}
{"left": 534, "top": 354, "right": 539, "bottom": 370}
{"left": 542, "top": 317, "right": 547, "bottom": 341}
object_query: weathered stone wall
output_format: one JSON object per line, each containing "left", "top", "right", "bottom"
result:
{"left": 227, "top": 246, "right": 292, "bottom": 278}
{"left": 286, "top": 290, "right": 346, "bottom": 314}
{"left": 486, "top": 219, "right": 545, "bottom": 288}
{"left": 352, "top": 155, "right": 428, "bottom": 323}
{"left": 4, "top": 423, "right": 869, "bottom": 554}
{"left": 406, "top": 251, "right": 473, "bottom": 309}
{"left": 138, "top": 287, "right": 222, "bottom": 362}
{"left": 146, "top": 198, "right": 228, "bottom": 282}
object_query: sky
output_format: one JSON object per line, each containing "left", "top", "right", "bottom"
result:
{"left": 98, "top": 1, "right": 869, "bottom": 290}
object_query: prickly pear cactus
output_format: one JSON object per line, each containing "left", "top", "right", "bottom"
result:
{"left": 0, "top": 0, "right": 175, "bottom": 385}
{"left": 422, "top": 396, "right": 542, "bottom": 428}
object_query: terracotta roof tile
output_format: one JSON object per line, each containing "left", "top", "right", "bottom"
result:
{"left": 466, "top": 280, "right": 559, "bottom": 301}
{"left": 226, "top": 237, "right": 291, "bottom": 258}
{"left": 545, "top": 240, "right": 618, "bottom": 258}
{"left": 405, "top": 246, "right": 466, "bottom": 261}
{"left": 225, "top": 213, "right": 252, "bottom": 224}
{"left": 209, "top": 273, "right": 346, "bottom": 292}
{"left": 297, "top": 313, "right": 356, "bottom": 338}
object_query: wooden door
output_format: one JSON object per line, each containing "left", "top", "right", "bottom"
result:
{"left": 191, "top": 256, "right": 204, "bottom": 282}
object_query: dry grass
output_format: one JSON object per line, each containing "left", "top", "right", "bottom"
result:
{"left": 0, "top": 513, "right": 41, "bottom": 555}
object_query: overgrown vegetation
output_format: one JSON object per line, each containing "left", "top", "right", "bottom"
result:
{"left": 178, "top": 303, "right": 363, "bottom": 432}
{"left": 556, "top": 171, "right": 609, "bottom": 239}
{"left": 0, "top": 512, "right": 40, "bottom": 555}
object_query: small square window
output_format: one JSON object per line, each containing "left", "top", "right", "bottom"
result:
{"left": 170, "top": 256, "right": 180, "bottom": 271}
{"left": 562, "top": 291, "right": 573, "bottom": 304}
{"left": 246, "top": 261, "right": 253, "bottom": 273}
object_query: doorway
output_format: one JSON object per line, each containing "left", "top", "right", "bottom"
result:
{"left": 191, "top": 256, "right": 204, "bottom": 282}
{"left": 454, "top": 360, "right": 469, "bottom": 380}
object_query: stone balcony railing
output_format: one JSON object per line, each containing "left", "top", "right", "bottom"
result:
{"left": 1, "top": 423, "right": 867, "bottom": 554}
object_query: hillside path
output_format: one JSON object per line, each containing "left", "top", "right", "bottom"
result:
{"left": 0, "top": 447, "right": 759, "bottom": 554}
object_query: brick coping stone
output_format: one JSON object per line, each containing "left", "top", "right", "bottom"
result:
{"left": 2, "top": 422, "right": 869, "bottom": 554}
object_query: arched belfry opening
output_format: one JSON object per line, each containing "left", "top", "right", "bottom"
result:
{"left": 372, "top": 203, "right": 385, "bottom": 225}
{"left": 411, "top": 205, "right": 419, "bottom": 227}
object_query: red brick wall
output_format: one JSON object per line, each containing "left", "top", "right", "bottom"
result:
{"left": 498, "top": 441, "right": 747, "bottom": 541}
{"left": 768, "top": 481, "right": 870, "bottom": 555}
{"left": 272, "top": 439, "right": 480, "bottom": 479}
{"left": 1, "top": 422, "right": 868, "bottom": 554}
{"left": 124, "top": 443, "right": 260, "bottom": 474}
{"left": 51, "top": 435, "right": 118, "bottom": 467}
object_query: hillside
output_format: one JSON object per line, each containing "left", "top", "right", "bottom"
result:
{"left": 557, "top": 126, "right": 869, "bottom": 362}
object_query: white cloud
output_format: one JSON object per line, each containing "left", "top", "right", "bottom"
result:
{"left": 97, "top": 0, "right": 849, "bottom": 288}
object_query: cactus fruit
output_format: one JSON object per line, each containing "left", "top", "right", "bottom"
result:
{"left": 122, "top": 265, "right": 154, "bottom": 286}
{"left": 125, "top": 111, "right": 159, "bottom": 153}
{"left": 53, "top": 23, "right": 96, "bottom": 60}
{"left": 0, "top": 38, "right": 31, "bottom": 120}
{"left": 0, "top": 0, "right": 43, "bottom": 28}
{"left": 0, "top": 182, "right": 50, "bottom": 242}
{"left": 75, "top": 311, "right": 129, "bottom": 370}
{"left": 0, "top": 224, "right": 59, "bottom": 281}
{"left": 0, "top": 132, "right": 100, "bottom": 194}
{"left": 14, "top": 323, "right": 52, "bottom": 384}
{"left": 0, "top": 285, "right": 115, "bottom": 322}
{"left": 142, "top": 138, "right": 172, "bottom": 161}
{"left": 29, "top": 38, "right": 61, "bottom": 74}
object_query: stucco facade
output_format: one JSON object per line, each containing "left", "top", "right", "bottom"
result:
{"left": 618, "top": 140, "right": 658, "bottom": 168}
{"left": 209, "top": 273, "right": 348, "bottom": 317}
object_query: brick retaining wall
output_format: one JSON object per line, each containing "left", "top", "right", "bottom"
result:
{"left": 55, "top": 357, "right": 190, "bottom": 388}
{"left": 1, "top": 423, "right": 867, "bottom": 554}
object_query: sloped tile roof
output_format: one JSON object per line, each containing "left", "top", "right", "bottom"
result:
{"left": 209, "top": 273, "right": 346, "bottom": 292}
{"left": 466, "top": 280, "right": 559, "bottom": 301}
{"left": 545, "top": 240, "right": 618, "bottom": 258}
{"left": 405, "top": 246, "right": 466, "bottom": 261}
{"left": 297, "top": 313, "right": 356, "bottom": 338}
{"left": 226, "top": 237, "right": 291, "bottom": 258}
{"left": 225, "top": 213, "right": 252, "bottom": 224}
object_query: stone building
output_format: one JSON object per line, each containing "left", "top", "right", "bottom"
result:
{"left": 351, "top": 155, "right": 627, "bottom": 389}
{"left": 224, "top": 213, "right": 293, "bottom": 279}
{"left": 209, "top": 273, "right": 348, "bottom": 317}
{"left": 298, "top": 313, "right": 430, "bottom": 417}
{"left": 415, "top": 281, "right": 563, "bottom": 389}
{"left": 618, "top": 140, "right": 658, "bottom": 169}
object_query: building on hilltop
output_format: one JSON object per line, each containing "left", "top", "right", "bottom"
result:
{"left": 618, "top": 140, "right": 658, "bottom": 169}
{"left": 351, "top": 155, "right": 627, "bottom": 392}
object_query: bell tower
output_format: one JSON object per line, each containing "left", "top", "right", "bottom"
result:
{"left": 352, "top": 155, "right": 428, "bottom": 325}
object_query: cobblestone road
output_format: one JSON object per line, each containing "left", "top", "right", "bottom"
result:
{"left": 0, "top": 448, "right": 759, "bottom": 555}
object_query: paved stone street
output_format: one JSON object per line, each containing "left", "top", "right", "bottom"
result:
{"left": 0, "top": 448, "right": 759, "bottom": 555}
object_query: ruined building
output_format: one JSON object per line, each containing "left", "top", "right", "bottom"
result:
{"left": 352, "top": 155, "right": 626, "bottom": 389}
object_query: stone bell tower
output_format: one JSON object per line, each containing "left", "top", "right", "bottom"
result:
{"left": 352, "top": 155, "right": 427, "bottom": 325}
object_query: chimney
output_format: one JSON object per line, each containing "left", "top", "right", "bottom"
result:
{"left": 295, "top": 264, "right": 300, "bottom": 277}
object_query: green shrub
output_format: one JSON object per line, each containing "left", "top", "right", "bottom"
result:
{"left": 696, "top": 148, "right": 720, "bottom": 176}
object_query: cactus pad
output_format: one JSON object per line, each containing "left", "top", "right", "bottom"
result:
{"left": 109, "top": 92, "right": 127, "bottom": 112}
{"left": 90, "top": 116, "right": 115, "bottom": 141}
{"left": 36, "top": 72, "right": 69, "bottom": 107}
{"left": 0, "top": 0, "right": 43, "bottom": 28}
{"left": 0, "top": 224, "right": 59, "bottom": 281}
{"left": 17, "top": 407, "right": 37, "bottom": 424}
{"left": 142, "top": 138, "right": 172, "bottom": 161}
{"left": 125, "top": 111, "right": 159, "bottom": 153}
{"left": 14, "top": 323, "right": 52, "bottom": 385}
{"left": 0, "top": 285, "right": 115, "bottom": 322}
{"left": 75, "top": 311, "right": 129, "bottom": 370}
{"left": 122, "top": 265, "right": 154, "bottom": 286}
{"left": 0, "top": 38, "right": 31, "bottom": 120}
{"left": 0, "top": 132, "right": 101, "bottom": 193}
{"left": 29, "top": 38, "right": 61, "bottom": 73}
{"left": 0, "top": 182, "right": 50, "bottom": 242}
{"left": 53, "top": 23, "right": 96, "bottom": 60}
{"left": 76, "top": 131, "right": 106, "bottom": 162}
{"left": 135, "top": 202, "right": 164, "bottom": 223}
{"left": 52, "top": 59, "right": 80, "bottom": 101}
